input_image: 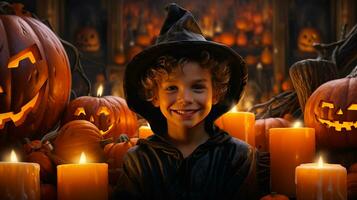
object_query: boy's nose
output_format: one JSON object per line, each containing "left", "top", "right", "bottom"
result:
{"left": 177, "top": 90, "right": 193, "bottom": 104}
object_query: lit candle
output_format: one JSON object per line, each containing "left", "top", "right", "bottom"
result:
{"left": 138, "top": 123, "right": 153, "bottom": 139}
{"left": 0, "top": 150, "right": 40, "bottom": 200}
{"left": 269, "top": 121, "right": 315, "bottom": 197}
{"left": 295, "top": 157, "right": 347, "bottom": 200}
{"left": 215, "top": 106, "right": 255, "bottom": 146}
{"left": 57, "top": 152, "right": 108, "bottom": 200}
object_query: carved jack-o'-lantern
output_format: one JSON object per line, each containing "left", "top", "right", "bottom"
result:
{"left": 297, "top": 27, "right": 321, "bottom": 52}
{"left": 75, "top": 26, "right": 100, "bottom": 52}
{"left": 0, "top": 8, "right": 71, "bottom": 146}
{"left": 62, "top": 95, "right": 138, "bottom": 140}
{"left": 304, "top": 75, "right": 357, "bottom": 150}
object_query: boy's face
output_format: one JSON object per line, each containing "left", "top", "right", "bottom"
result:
{"left": 153, "top": 61, "right": 217, "bottom": 129}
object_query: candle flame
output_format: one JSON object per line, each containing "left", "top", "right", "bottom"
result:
{"left": 292, "top": 121, "right": 303, "bottom": 128}
{"left": 10, "top": 150, "right": 18, "bottom": 162}
{"left": 318, "top": 156, "right": 324, "bottom": 167}
{"left": 79, "top": 152, "right": 87, "bottom": 164}
{"left": 97, "top": 84, "right": 103, "bottom": 97}
{"left": 229, "top": 105, "right": 238, "bottom": 113}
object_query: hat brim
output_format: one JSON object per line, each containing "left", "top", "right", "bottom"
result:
{"left": 124, "top": 41, "right": 247, "bottom": 135}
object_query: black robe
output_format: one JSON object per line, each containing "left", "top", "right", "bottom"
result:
{"left": 112, "top": 128, "right": 269, "bottom": 200}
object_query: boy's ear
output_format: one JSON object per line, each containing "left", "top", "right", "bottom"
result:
{"left": 212, "top": 95, "right": 219, "bottom": 105}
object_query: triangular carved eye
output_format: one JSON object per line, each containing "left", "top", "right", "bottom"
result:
{"left": 348, "top": 104, "right": 357, "bottom": 111}
{"left": 96, "top": 106, "right": 110, "bottom": 116}
{"left": 74, "top": 107, "right": 86, "bottom": 116}
{"left": 320, "top": 101, "right": 334, "bottom": 109}
{"left": 7, "top": 44, "right": 41, "bottom": 68}
{"left": 0, "top": 85, "right": 3, "bottom": 94}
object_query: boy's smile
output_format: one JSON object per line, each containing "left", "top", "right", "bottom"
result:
{"left": 153, "top": 61, "right": 216, "bottom": 130}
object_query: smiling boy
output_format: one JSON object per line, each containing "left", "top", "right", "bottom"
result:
{"left": 113, "top": 3, "right": 267, "bottom": 200}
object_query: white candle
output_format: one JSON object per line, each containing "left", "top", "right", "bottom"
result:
{"left": 0, "top": 150, "right": 40, "bottom": 200}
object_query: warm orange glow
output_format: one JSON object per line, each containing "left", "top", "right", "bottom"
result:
{"left": 0, "top": 93, "right": 39, "bottom": 129}
{"left": 348, "top": 104, "right": 357, "bottom": 110}
{"left": 10, "top": 150, "right": 18, "bottom": 162}
{"left": 74, "top": 107, "right": 86, "bottom": 116}
{"left": 99, "top": 124, "right": 113, "bottom": 135}
{"left": 7, "top": 45, "right": 40, "bottom": 68}
{"left": 318, "top": 156, "right": 324, "bottom": 168}
{"left": 96, "top": 106, "right": 110, "bottom": 116}
{"left": 97, "top": 85, "right": 103, "bottom": 97}
{"left": 229, "top": 105, "right": 238, "bottom": 113}
{"left": 321, "top": 101, "right": 334, "bottom": 109}
{"left": 293, "top": 121, "right": 303, "bottom": 128}
{"left": 79, "top": 152, "right": 87, "bottom": 164}
{"left": 0, "top": 86, "right": 3, "bottom": 93}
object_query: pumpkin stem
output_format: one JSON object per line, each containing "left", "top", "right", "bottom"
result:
{"left": 118, "top": 134, "right": 130, "bottom": 143}
{"left": 100, "top": 138, "right": 114, "bottom": 148}
{"left": 0, "top": 2, "right": 15, "bottom": 15}
{"left": 347, "top": 65, "right": 357, "bottom": 78}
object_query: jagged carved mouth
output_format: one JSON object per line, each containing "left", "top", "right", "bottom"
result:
{"left": 0, "top": 93, "right": 40, "bottom": 129}
{"left": 99, "top": 124, "right": 114, "bottom": 135}
{"left": 317, "top": 117, "right": 357, "bottom": 131}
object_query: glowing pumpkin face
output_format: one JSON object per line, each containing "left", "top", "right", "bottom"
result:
{"left": 75, "top": 26, "right": 100, "bottom": 52}
{"left": 0, "top": 13, "right": 71, "bottom": 145}
{"left": 304, "top": 76, "right": 357, "bottom": 150}
{"left": 297, "top": 27, "right": 321, "bottom": 52}
{"left": 62, "top": 96, "right": 138, "bottom": 140}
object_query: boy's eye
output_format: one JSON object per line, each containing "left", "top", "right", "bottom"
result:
{"left": 192, "top": 84, "right": 206, "bottom": 92}
{"left": 165, "top": 86, "right": 178, "bottom": 92}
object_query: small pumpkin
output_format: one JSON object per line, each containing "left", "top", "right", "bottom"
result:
{"left": 103, "top": 134, "right": 138, "bottom": 184}
{"left": 104, "top": 134, "right": 138, "bottom": 169}
{"left": 255, "top": 118, "right": 291, "bottom": 152}
{"left": 62, "top": 95, "right": 138, "bottom": 140}
{"left": 54, "top": 120, "right": 105, "bottom": 163}
{"left": 75, "top": 26, "right": 100, "bottom": 52}
{"left": 260, "top": 193, "right": 289, "bottom": 200}
{"left": 304, "top": 71, "right": 357, "bottom": 150}
{"left": 297, "top": 27, "right": 321, "bottom": 52}
{"left": 26, "top": 151, "right": 55, "bottom": 183}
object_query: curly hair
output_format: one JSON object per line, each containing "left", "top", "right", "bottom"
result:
{"left": 140, "top": 51, "right": 231, "bottom": 103}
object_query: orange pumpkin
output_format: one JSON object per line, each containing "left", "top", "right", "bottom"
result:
{"left": 54, "top": 120, "right": 105, "bottom": 163}
{"left": 304, "top": 75, "right": 357, "bottom": 150}
{"left": 297, "top": 27, "right": 321, "bottom": 52}
{"left": 75, "top": 26, "right": 100, "bottom": 52}
{"left": 0, "top": 3, "right": 71, "bottom": 148}
{"left": 26, "top": 151, "right": 55, "bottom": 183}
{"left": 260, "top": 193, "right": 289, "bottom": 200}
{"left": 104, "top": 134, "right": 138, "bottom": 184}
{"left": 62, "top": 95, "right": 138, "bottom": 140}
{"left": 255, "top": 118, "right": 291, "bottom": 152}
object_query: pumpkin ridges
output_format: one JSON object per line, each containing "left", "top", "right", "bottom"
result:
{"left": 305, "top": 76, "right": 357, "bottom": 150}
{"left": 54, "top": 120, "right": 105, "bottom": 163}
{"left": 22, "top": 17, "right": 71, "bottom": 134}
